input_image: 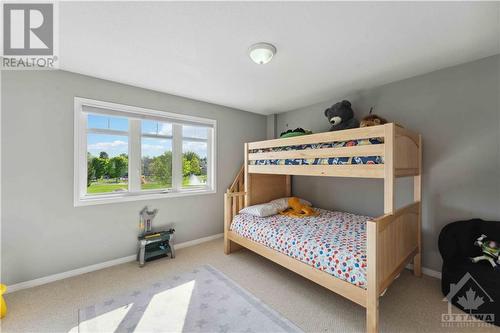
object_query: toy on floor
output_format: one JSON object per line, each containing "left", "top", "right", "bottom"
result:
{"left": 360, "top": 107, "right": 388, "bottom": 127}
{"left": 324, "top": 100, "right": 359, "bottom": 131}
{"left": 0, "top": 284, "right": 6, "bottom": 319}
{"left": 139, "top": 206, "right": 158, "bottom": 235}
{"left": 137, "top": 228, "right": 176, "bottom": 267}
{"left": 470, "top": 234, "right": 500, "bottom": 270}
{"left": 279, "top": 128, "right": 313, "bottom": 138}
{"left": 279, "top": 197, "right": 319, "bottom": 218}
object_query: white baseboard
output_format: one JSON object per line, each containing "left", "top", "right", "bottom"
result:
{"left": 175, "top": 233, "right": 223, "bottom": 251}
{"left": 406, "top": 263, "right": 442, "bottom": 279}
{"left": 7, "top": 233, "right": 440, "bottom": 294}
{"left": 6, "top": 233, "right": 223, "bottom": 294}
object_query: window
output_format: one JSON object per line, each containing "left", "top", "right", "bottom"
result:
{"left": 74, "top": 98, "right": 216, "bottom": 206}
{"left": 141, "top": 120, "right": 173, "bottom": 191}
{"left": 182, "top": 126, "right": 209, "bottom": 188}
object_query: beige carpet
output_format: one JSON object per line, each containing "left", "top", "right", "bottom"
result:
{"left": 2, "top": 238, "right": 499, "bottom": 333}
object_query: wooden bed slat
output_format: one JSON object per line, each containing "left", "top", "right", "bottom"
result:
{"left": 248, "top": 164, "right": 385, "bottom": 178}
{"left": 248, "top": 144, "right": 385, "bottom": 161}
{"left": 373, "top": 202, "right": 419, "bottom": 232}
{"left": 248, "top": 125, "right": 385, "bottom": 150}
{"left": 238, "top": 195, "right": 243, "bottom": 211}
{"left": 232, "top": 195, "right": 237, "bottom": 216}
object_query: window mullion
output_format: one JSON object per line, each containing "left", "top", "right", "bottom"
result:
{"left": 129, "top": 119, "right": 141, "bottom": 192}
{"left": 172, "top": 124, "right": 182, "bottom": 190}
{"left": 207, "top": 128, "right": 213, "bottom": 190}
{"left": 87, "top": 128, "right": 128, "bottom": 136}
{"left": 79, "top": 113, "right": 88, "bottom": 198}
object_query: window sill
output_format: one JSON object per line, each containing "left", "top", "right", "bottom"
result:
{"left": 74, "top": 188, "right": 216, "bottom": 207}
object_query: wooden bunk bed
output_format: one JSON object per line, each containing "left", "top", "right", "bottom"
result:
{"left": 224, "top": 123, "right": 422, "bottom": 333}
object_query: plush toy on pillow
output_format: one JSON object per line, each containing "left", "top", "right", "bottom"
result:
{"left": 470, "top": 234, "right": 500, "bottom": 270}
{"left": 279, "top": 197, "right": 319, "bottom": 218}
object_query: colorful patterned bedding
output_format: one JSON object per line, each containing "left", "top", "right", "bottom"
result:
{"left": 249, "top": 138, "right": 383, "bottom": 165}
{"left": 230, "top": 208, "right": 370, "bottom": 288}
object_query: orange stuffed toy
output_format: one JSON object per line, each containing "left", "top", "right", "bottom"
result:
{"left": 279, "top": 197, "right": 319, "bottom": 218}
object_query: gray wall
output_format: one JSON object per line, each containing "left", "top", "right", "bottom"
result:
{"left": 1, "top": 70, "right": 266, "bottom": 285}
{"left": 276, "top": 55, "right": 500, "bottom": 272}
{"left": 266, "top": 114, "right": 277, "bottom": 140}
{"left": 2, "top": 56, "right": 498, "bottom": 284}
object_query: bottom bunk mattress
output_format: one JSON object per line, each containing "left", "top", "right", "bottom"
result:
{"left": 230, "top": 208, "right": 371, "bottom": 289}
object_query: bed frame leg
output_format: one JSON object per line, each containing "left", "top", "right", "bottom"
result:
{"left": 224, "top": 239, "right": 242, "bottom": 255}
{"left": 413, "top": 252, "right": 422, "bottom": 277}
{"left": 366, "top": 299, "right": 379, "bottom": 333}
{"left": 224, "top": 236, "right": 235, "bottom": 255}
{"left": 366, "top": 220, "right": 379, "bottom": 333}
{"left": 224, "top": 236, "right": 231, "bottom": 255}
{"left": 224, "top": 191, "right": 235, "bottom": 255}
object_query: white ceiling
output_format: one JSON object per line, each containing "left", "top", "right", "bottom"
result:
{"left": 59, "top": 2, "right": 500, "bottom": 115}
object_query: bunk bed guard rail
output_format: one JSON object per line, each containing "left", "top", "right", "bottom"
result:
{"left": 245, "top": 123, "right": 420, "bottom": 179}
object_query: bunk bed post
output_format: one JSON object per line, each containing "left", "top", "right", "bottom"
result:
{"left": 224, "top": 190, "right": 232, "bottom": 254}
{"left": 383, "top": 123, "right": 395, "bottom": 214}
{"left": 413, "top": 135, "right": 423, "bottom": 277}
{"left": 367, "top": 123, "right": 394, "bottom": 333}
{"left": 367, "top": 221, "right": 379, "bottom": 333}
{"left": 244, "top": 143, "right": 250, "bottom": 207}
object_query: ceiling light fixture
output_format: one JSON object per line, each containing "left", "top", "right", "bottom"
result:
{"left": 248, "top": 42, "right": 276, "bottom": 65}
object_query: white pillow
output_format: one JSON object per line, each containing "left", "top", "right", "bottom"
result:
{"left": 239, "top": 203, "right": 278, "bottom": 217}
{"left": 269, "top": 197, "right": 312, "bottom": 211}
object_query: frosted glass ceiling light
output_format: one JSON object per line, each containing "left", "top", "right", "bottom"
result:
{"left": 248, "top": 43, "right": 276, "bottom": 65}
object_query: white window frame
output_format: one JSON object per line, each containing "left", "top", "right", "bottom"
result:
{"left": 74, "top": 97, "right": 217, "bottom": 206}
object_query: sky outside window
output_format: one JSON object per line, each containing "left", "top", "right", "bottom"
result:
{"left": 87, "top": 114, "right": 128, "bottom": 131}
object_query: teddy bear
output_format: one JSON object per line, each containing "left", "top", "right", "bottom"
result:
{"left": 324, "top": 100, "right": 360, "bottom": 131}
{"left": 360, "top": 107, "right": 388, "bottom": 127}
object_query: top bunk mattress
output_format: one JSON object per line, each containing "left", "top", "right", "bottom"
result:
{"left": 249, "top": 138, "right": 384, "bottom": 166}
{"left": 230, "top": 208, "right": 371, "bottom": 289}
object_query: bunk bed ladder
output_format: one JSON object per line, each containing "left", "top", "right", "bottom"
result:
{"left": 224, "top": 165, "right": 245, "bottom": 254}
